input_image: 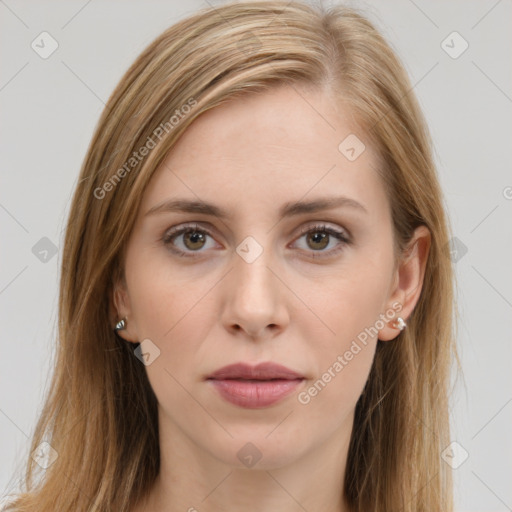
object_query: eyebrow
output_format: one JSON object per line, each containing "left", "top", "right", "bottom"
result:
{"left": 144, "top": 195, "right": 368, "bottom": 219}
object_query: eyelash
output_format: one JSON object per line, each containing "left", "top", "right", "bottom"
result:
{"left": 160, "top": 222, "right": 351, "bottom": 260}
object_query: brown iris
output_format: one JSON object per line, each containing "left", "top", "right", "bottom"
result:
{"left": 182, "top": 229, "right": 207, "bottom": 250}
{"left": 306, "top": 231, "right": 329, "bottom": 251}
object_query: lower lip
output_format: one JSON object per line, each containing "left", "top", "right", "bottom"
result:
{"left": 208, "top": 378, "right": 304, "bottom": 408}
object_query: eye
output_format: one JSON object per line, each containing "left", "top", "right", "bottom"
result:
{"left": 161, "top": 223, "right": 218, "bottom": 258}
{"left": 161, "top": 222, "right": 351, "bottom": 259}
{"left": 291, "top": 223, "right": 351, "bottom": 259}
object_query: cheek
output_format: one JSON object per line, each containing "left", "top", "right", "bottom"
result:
{"left": 127, "top": 248, "right": 218, "bottom": 340}
{"left": 296, "top": 258, "right": 391, "bottom": 406}
{"left": 297, "top": 285, "right": 379, "bottom": 418}
{"left": 127, "top": 264, "right": 224, "bottom": 395}
{"left": 129, "top": 273, "right": 215, "bottom": 412}
{"left": 308, "top": 267, "right": 389, "bottom": 351}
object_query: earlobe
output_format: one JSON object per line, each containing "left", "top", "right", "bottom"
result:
{"left": 113, "top": 315, "right": 139, "bottom": 344}
{"left": 111, "top": 278, "right": 139, "bottom": 343}
{"left": 114, "top": 317, "right": 127, "bottom": 332}
{"left": 378, "top": 304, "right": 407, "bottom": 342}
{"left": 378, "top": 225, "right": 431, "bottom": 342}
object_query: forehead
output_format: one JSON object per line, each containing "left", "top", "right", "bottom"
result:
{"left": 140, "top": 85, "right": 388, "bottom": 220}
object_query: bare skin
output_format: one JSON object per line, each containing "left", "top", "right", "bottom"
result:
{"left": 114, "top": 84, "right": 430, "bottom": 512}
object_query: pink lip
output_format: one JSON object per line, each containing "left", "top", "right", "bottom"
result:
{"left": 207, "top": 362, "right": 304, "bottom": 380}
{"left": 206, "top": 362, "right": 305, "bottom": 409}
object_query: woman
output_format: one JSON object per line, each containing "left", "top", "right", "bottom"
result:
{"left": 5, "top": 1, "right": 459, "bottom": 511}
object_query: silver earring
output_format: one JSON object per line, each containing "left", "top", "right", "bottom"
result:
{"left": 393, "top": 317, "right": 406, "bottom": 331}
{"left": 114, "top": 317, "right": 127, "bottom": 332}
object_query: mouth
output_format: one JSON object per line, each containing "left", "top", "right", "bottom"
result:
{"left": 206, "top": 361, "right": 305, "bottom": 381}
{"left": 206, "top": 362, "right": 306, "bottom": 408}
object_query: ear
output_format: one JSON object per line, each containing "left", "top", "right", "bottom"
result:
{"left": 110, "top": 273, "right": 139, "bottom": 344}
{"left": 378, "top": 225, "right": 431, "bottom": 341}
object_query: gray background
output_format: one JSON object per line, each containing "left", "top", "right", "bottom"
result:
{"left": 1, "top": 1, "right": 511, "bottom": 510}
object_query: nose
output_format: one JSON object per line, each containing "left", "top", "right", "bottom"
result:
{"left": 220, "top": 249, "right": 290, "bottom": 340}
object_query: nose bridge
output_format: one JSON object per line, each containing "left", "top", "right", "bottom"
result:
{"left": 233, "top": 238, "right": 277, "bottom": 307}
{"left": 221, "top": 234, "right": 288, "bottom": 337}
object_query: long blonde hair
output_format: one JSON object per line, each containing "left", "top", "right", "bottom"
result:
{"left": 5, "top": 1, "right": 459, "bottom": 510}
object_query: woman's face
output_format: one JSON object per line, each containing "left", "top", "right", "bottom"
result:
{"left": 114, "top": 84, "right": 419, "bottom": 469}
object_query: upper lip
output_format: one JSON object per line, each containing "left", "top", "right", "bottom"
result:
{"left": 207, "top": 362, "right": 305, "bottom": 380}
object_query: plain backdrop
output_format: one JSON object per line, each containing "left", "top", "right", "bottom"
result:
{"left": 1, "top": 1, "right": 511, "bottom": 510}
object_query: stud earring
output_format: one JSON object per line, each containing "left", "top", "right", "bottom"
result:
{"left": 392, "top": 316, "right": 406, "bottom": 331}
{"left": 114, "top": 317, "right": 127, "bottom": 332}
